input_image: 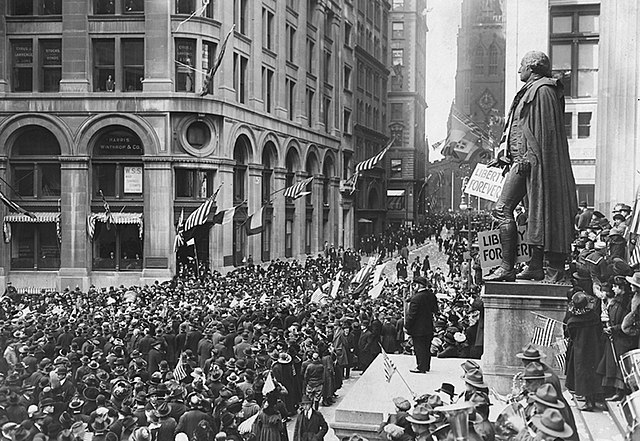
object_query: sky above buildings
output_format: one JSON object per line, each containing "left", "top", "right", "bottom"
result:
{"left": 426, "top": 0, "right": 462, "bottom": 162}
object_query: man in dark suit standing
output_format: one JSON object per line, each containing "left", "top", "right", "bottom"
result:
{"left": 293, "top": 395, "right": 328, "bottom": 441}
{"left": 405, "top": 277, "right": 438, "bottom": 373}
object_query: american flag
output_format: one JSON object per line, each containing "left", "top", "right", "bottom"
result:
{"left": 173, "top": 353, "right": 187, "bottom": 381}
{"left": 310, "top": 287, "right": 326, "bottom": 304}
{"left": 355, "top": 138, "right": 394, "bottom": 173}
{"left": 183, "top": 196, "right": 215, "bottom": 233}
{"left": 380, "top": 345, "right": 396, "bottom": 383}
{"left": 628, "top": 185, "right": 640, "bottom": 266}
{"left": 431, "top": 139, "right": 445, "bottom": 150}
{"left": 173, "top": 208, "right": 185, "bottom": 253}
{"left": 283, "top": 176, "right": 314, "bottom": 199}
{"left": 0, "top": 189, "right": 36, "bottom": 219}
{"left": 200, "top": 24, "right": 235, "bottom": 96}
{"left": 451, "top": 107, "right": 491, "bottom": 142}
{"left": 99, "top": 190, "right": 112, "bottom": 230}
{"left": 531, "top": 317, "right": 555, "bottom": 347}
{"left": 554, "top": 337, "right": 569, "bottom": 373}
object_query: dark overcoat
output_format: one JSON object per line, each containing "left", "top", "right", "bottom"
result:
{"left": 519, "top": 77, "right": 578, "bottom": 253}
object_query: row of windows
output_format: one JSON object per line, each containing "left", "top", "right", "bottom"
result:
{"left": 474, "top": 43, "right": 501, "bottom": 76}
{"left": 7, "top": 0, "right": 217, "bottom": 16}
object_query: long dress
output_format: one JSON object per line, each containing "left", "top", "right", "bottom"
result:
{"left": 565, "top": 300, "right": 604, "bottom": 398}
{"left": 252, "top": 409, "right": 286, "bottom": 441}
{"left": 271, "top": 360, "right": 299, "bottom": 416}
{"left": 597, "top": 293, "right": 637, "bottom": 390}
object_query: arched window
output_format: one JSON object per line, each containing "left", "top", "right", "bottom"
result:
{"left": 91, "top": 126, "right": 144, "bottom": 271}
{"left": 8, "top": 126, "right": 61, "bottom": 270}
{"left": 233, "top": 136, "right": 250, "bottom": 204}
{"left": 489, "top": 43, "right": 499, "bottom": 75}
{"left": 474, "top": 45, "right": 485, "bottom": 74}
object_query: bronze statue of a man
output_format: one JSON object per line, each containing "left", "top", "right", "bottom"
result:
{"left": 486, "top": 51, "right": 577, "bottom": 283}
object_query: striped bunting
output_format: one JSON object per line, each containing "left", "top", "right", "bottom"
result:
{"left": 355, "top": 139, "right": 394, "bottom": 173}
{"left": 531, "top": 317, "right": 555, "bottom": 347}
{"left": 183, "top": 197, "right": 215, "bottom": 233}
{"left": 283, "top": 176, "right": 314, "bottom": 199}
{"left": 173, "top": 208, "right": 185, "bottom": 253}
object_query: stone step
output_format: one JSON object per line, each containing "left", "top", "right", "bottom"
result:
{"left": 568, "top": 392, "right": 625, "bottom": 441}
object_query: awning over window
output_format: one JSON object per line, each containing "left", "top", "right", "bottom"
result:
{"left": 87, "top": 213, "right": 144, "bottom": 241}
{"left": 387, "top": 189, "right": 406, "bottom": 197}
{"left": 3, "top": 212, "right": 61, "bottom": 243}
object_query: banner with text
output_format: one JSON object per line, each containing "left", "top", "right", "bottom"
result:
{"left": 478, "top": 226, "right": 530, "bottom": 275}
{"left": 464, "top": 163, "right": 506, "bottom": 202}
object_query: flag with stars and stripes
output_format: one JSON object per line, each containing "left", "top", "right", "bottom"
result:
{"left": 283, "top": 176, "right": 314, "bottom": 199}
{"left": 380, "top": 344, "right": 397, "bottom": 383}
{"left": 200, "top": 24, "right": 235, "bottom": 96}
{"left": 173, "top": 353, "right": 187, "bottom": 381}
{"left": 355, "top": 138, "right": 394, "bottom": 173}
{"left": 531, "top": 317, "right": 555, "bottom": 347}
{"left": 183, "top": 196, "right": 215, "bottom": 233}
{"left": 554, "top": 337, "right": 569, "bottom": 373}
{"left": 99, "top": 190, "right": 112, "bottom": 230}
{"left": 173, "top": 208, "right": 185, "bottom": 253}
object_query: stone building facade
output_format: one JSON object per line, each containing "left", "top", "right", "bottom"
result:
{"left": 0, "top": 0, "right": 384, "bottom": 289}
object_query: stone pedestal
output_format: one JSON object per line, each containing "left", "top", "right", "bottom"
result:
{"left": 481, "top": 281, "right": 570, "bottom": 394}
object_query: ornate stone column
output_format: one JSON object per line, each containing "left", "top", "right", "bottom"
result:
{"left": 58, "top": 157, "right": 90, "bottom": 289}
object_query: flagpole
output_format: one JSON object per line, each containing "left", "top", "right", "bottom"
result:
{"left": 191, "top": 240, "right": 200, "bottom": 280}
{"left": 530, "top": 311, "right": 567, "bottom": 328}
{"left": 379, "top": 344, "right": 417, "bottom": 400}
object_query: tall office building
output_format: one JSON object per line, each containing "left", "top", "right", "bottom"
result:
{"left": 0, "top": 0, "right": 367, "bottom": 289}
{"left": 385, "top": 0, "right": 428, "bottom": 228}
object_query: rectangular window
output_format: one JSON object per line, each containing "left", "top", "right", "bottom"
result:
{"left": 234, "top": 0, "right": 248, "bottom": 35}
{"left": 307, "top": 39, "right": 315, "bottom": 73}
{"left": 94, "top": 164, "right": 117, "bottom": 197}
{"left": 391, "top": 103, "right": 403, "bottom": 120}
{"left": 12, "top": 40, "right": 33, "bottom": 92}
{"left": 123, "top": 0, "right": 143, "bottom": 13}
{"left": 175, "top": 39, "right": 196, "bottom": 92}
{"left": 41, "top": 0, "right": 62, "bottom": 15}
{"left": 11, "top": 0, "right": 33, "bottom": 15}
{"left": 92, "top": 223, "right": 143, "bottom": 271}
{"left": 305, "top": 220, "right": 312, "bottom": 254}
{"left": 578, "top": 112, "right": 592, "bottom": 138}
{"left": 175, "top": 169, "right": 213, "bottom": 199}
{"left": 390, "top": 159, "right": 402, "bottom": 176}
{"left": 262, "top": 67, "right": 274, "bottom": 113}
{"left": 323, "top": 96, "right": 331, "bottom": 133}
{"left": 324, "top": 50, "right": 331, "bottom": 84}
{"left": 176, "top": 0, "right": 195, "bottom": 14}
{"left": 93, "top": 163, "right": 142, "bottom": 198}
{"left": 576, "top": 184, "right": 595, "bottom": 207}
{"left": 564, "top": 112, "right": 572, "bottom": 139}
{"left": 263, "top": 8, "right": 274, "bottom": 51}
{"left": 392, "top": 0, "right": 403, "bottom": 10}
{"left": 343, "top": 108, "right": 351, "bottom": 134}
{"left": 345, "top": 22, "right": 352, "bottom": 46}
{"left": 286, "top": 24, "right": 296, "bottom": 63}
{"left": 11, "top": 223, "right": 60, "bottom": 270}
{"left": 392, "top": 22, "right": 404, "bottom": 39}
{"left": 306, "top": 88, "right": 314, "bottom": 127}
{"left": 286, "top": 78, "right": 296, "bottom": 121}
{"left": 392, "top": 48, "right": 404, "bottom": 66}
{"left": 325, "top": 11, "right": 333, "bottom": 40}
{"left": 233, "top": 53, "right": 248, "bottom": 104}
{"left": 122, "top": 39, "right": 144, "bottom": 92}
{"left": 285, "top": 220, "right": 293, "bottom": 258}
{"left": 550, "top": 5, "right": 599, "bottom": 98}
{"left": 308, "top": 0, "right": 317, "bottom": 25}
{"left": 286, "top": 0, "right": 296, "bottom": 12}
{"left": 95, "top": 0, "right": 115, "bottom": 14}
{"left": 94, "top": 39, "right": 115, "bottom": 92}
{"left": 344, "top": 65, "right": 352, "bottom": 91}
{"left": 40, "top": 39, "right": 61, "bottom": 92}
{"left": 202, "top": 40, "right": 216, "bottom": 89}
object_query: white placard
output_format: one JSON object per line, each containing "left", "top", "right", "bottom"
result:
{"left": 124, "top": 166, "right": 143, "bottom": 193}
{"left": 463, "top": 163, "right": 506, "bottom": 202}
{"left": 478, "top": 226, "right": 531, "bottom": 274}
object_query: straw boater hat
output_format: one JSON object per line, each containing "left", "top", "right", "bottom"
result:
{"left": 531, "top": 408, "right": 573, "bottom": 439}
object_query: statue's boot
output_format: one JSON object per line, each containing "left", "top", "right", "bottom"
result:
{"left": 543, "top": 252, "right": 570, "bottom": 284}
{"left": 485, "top": 223, "right": 517, "bottom": 282}
{"left": 517, "top": 245, "right": 544, "bottom": 281}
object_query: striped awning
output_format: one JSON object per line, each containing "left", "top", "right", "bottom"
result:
{"left": 3, "top": 212, "right": 61, "bottom": 244}
{"left": 4, "top": 212, "right": 60, "bottom": 223}
{"left": 87, "top": 213, "right": 143, "bottom": 240}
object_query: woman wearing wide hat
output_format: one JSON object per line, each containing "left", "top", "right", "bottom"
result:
{"left": 597, "top": 275, "right": 636, "bottom": 401}
{"left": 564, "top": 289, "right": 603, "bottom": 411}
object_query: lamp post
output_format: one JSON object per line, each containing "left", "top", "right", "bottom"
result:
{"left": 459, "top": 178, "right": 472, "bottom": 288}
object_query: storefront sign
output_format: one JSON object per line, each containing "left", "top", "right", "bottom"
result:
{"left": 478, "top": 226, "right": 530, "bottom": 274}
{"left": 96, "top": 132, "right": 142, "bottom": 155}
{"left": 464, "top": 163, "right": 506, "bottom": 202}
{"left": 124, "top": 166, "right": 143, "bottom": 194}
